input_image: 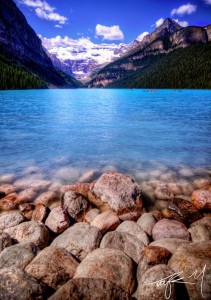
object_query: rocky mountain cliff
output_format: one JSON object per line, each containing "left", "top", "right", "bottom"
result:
{"left": 0, "top": 0, "right": 80, "bottom": 88}
{"left": 88, "top": 18, "right": 209, "bottom": 88}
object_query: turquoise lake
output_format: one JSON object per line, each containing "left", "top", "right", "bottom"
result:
{"left": 0, "top": 89, "right": 210, "bottom": 184}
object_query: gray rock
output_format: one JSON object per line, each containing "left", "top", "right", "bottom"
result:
{"left": 0, "top": 231, "right": 12, "bottom": 253}
{"left": 74, "top": 248, "right": 135, "bottom": 295}
{"left": 137, "top": 213, "right": 156, "bottom": 236}
{"left": 45, "top": 206, "right": 70, "bottom": 233}
{"left": 5, "top": 221, "right": 50, "bottom": 249}
{"left": 25, "top": 246, "right": 79, "bottom": 290}
{"left": 51, "top": 223, "right": 102, "bottom": 261}
{"left": 189, "top": 224, "right": 211, "bottom": 243}
{"left": 116, "top": 221, "right": 150, "bottom": 245}
{"left": 48, "top": 278, "right": 131, "bottom": 300}
{"left": 154, "top": 186, "right": 174, "bottom": 200}
{"left": 0, "top": 242, "right": 38, "bottom": 269}
{"left": 0, "top": 211, "right": 25, "bottom": 231}
{"left": 0, "top": 267, "right": 50, "bottom": 300}
{"left": 137, "top": 264, "right": 177, "bottom": 300}
{"left": 150, "top": 238, "right": 191, "bottom": 254}
{"left": 100, "top": 231, "right": 145, "bottom": 264}
{"left": 84, "top": 208, "right": 100, "bottom": 223}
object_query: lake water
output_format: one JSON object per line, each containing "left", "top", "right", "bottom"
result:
{"left": 0, "top": 89, "right": 211, "bottom": 185}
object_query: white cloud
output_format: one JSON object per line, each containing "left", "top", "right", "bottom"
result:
{"left": 55, "top": 24, "right": 62, "bottom": 28}
{"left": 156, "top": 18, "right": 164, "bottom": 27}
{"left": 204, "top": 0, "right": 211, "bottom": 4}
{"left": 171, "top": 3, "right": 197, "bottom": 16}
{"left": 173, "top": 19, "right": 189, "bottom": 27}
{"left": 136, "top": 32, "right": 149, "bottom": 41}
{"left": 20, "top": 0, "right": 67, "bottom": 25}
{"left": 95, "top": 24, "right": 124, "bottom": 41}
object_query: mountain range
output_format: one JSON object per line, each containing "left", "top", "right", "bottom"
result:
{"left": 0, "top": 0, "right": 210, "bottom": 89}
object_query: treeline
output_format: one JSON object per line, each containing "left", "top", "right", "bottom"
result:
{"left": 108, "top": 43, "right": 211, "bottom": 89}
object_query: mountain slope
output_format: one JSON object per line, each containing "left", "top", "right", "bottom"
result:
{"left": 0, "top": 0, "right": 80, "bottom": 89}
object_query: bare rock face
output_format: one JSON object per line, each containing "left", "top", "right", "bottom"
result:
{"left": 74, "top": 248, "right": 136, "bottom": 295}
{"left": 189, "top": 224, "right": 211, "bottom": 243}
{"left": 91, "top": 211, "right": 120, "bottom": 234}
{"left": 191, "top": 189, "right": 211, "bottom": 210}
{"left": 25, "top": 246, "right": 79, "bottom": 290}
{"left": 0, "top": 267, "right": 50, "bottom": 300}
{"left": 32, "top": 203, "right": 49, "bottom": 222}
{"left": 137, "top": 213, "right": 156, "bottom": 236}
{"left": 5, "top": 221, "right": 50, "bottom": 249}
{"left": 116, "top": 221, "right": 149, "bottom": 245}
{"left": 150, "top": 238, "right": 191, "bottom": 254}
{"left": 0, "top": 231, "right": 12, "bottom": 253}
{"left": 137, "top": 264, "right": 177, "bottom": 300}
{"left": 88, "top": 172, "right": 143, "bottom": 215}
{"left": 51, "top": 223, "right": 102, "bottom": 261}
{"left": 100, "top": 231, "right": 145, "bottom": 264}
{"left": 45, "top": 206, "right": 70, "bottom": 233}
{"left": 48, "top": 278, "right": 131, "bottom": 300}
{"left": 152, "top": 219, "right": 190, "bottom": 241}
{"left": 164, "top": 198, "right": 201, "bottom": 224}
{"left": 62, "top": 191, "right": 89, "bottom": 222}
{"left": 0, "top": 242, "right": 38, "bottom": 269}
{"left": 168, "top": 241, "right": 211, "bottom": 300}
{"left": 137, "top": 246, "right": 172, "bottom": 283}
{"left": 0, "top": 211, "right": 25, "bottom": 231}
{"left": 84, "top": 208, "right": 101, "bottom": 223}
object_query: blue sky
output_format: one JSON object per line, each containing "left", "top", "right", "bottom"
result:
{"left": 15, "top": 0, "right": 211, "bottom": 43}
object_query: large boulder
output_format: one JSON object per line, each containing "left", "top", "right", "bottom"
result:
{"left": 100, "top": 231, "right": 145, "bottom": 264}
{"left": 137, "top": 213, "right": 156, "bottom": 236}
{"left": 25, "top": 246, "right": 79, "bottom": 290}
{"left": 91, "top": 211, "right": 120, "bottom": 234}
{"left": 45, "top": 206, "right": 70, "bottom": 233}
{"left": 48, "top": 278, "right": 131, "bottom": 300}
{"left": 74, "top": 248, "right": 135, "bottom": 294}
{"left": 5, "top": 221, "right": 50, "bottom": 249}
{"left": 0, "top": 267, "right": 50, "bottom": 300}
{"left": 168, "top": 241, "right": 211, "bottom": 300}
{"left": 88, "top": 172, "right": 143, "bottom": 214}
{"left": 0, "top": 242, "right": 38, "bottom": 269}
{"left": 152, "top": 219, "right": 190, "bottom": 241}
{"left": 0, "top": 211, "right": 25, "bottom": 230}
{"left": 116, "top": 221, "right": 149, "bottom": 245}
{"left": 191, "top": 190, "right": 211, "bottom": 210}
{"left": 0, "top": 231, "right": 12, "bottom": 253}
{"left": 51, "top": 223, "right": 102, "bottom": 261}
{"left": 150, "top": 238, "right": 191, "bottom": 254}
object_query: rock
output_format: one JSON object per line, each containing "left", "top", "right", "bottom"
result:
{"left": 150, "top": 238, "right": 191, "bottom": 254}
{"left": 0, "top": 267, "right": 50, "bottom": 300}
{"left": 15, "top": 178, "right": 51, "bottom": 192}
{"left": 45, "top": 206, "right": 70, "bottom": 234}
{"left": 152, "top": 210, "right": 164, "bottom": 221}
{"left": 91, "top": 211, "right": 120, "bottom": 234}
{"left": 156, "top": 200, "right": 168, "bottom": 210}
{"left": 88, "top": 172, "right": 143, "bottom": 215}
{"left": 0, "top": 193, "right": 18, "bottom": 210}
{"left": 191, "top": 189, "right": 211, "bottom": 210}
{"left": 0, "top": 231, "right": 12, "bottom": 253}
{"left": 0, "top": 191, "right": 6, "bottom": 199}
{"left": 61, "top": 183, "right": 90, "bottom": 197}
{"left": 34, "top": 191, "right": 59, "bottom": 207}
{"left": 100, "top": 231, "right": 145, "bottom": 263}
{"left": 137, "top": 264, "right": 177, "bottom": 300}
{"left": 54, "top": 167, "right": 80, "bottom": 183}
{"left": 0, "top": 242, "right": 38, "bottom": 269}
{"left": 32, "top": 203, "right": 49, "bottom": 222}
{"left": 116, "top": 221, "right": 149, "bottom": 245}
{"left": 154, "top": 186, "right": 174, "bottom": 200}
{"left": 137, "top": 213, "right": 156, "bottom": 236}
{"left": 193, "top": 178, "right": 211, "bottom": 189}
{"left": 19, "top": 203, "right": 35, "bottom": 220}
{"left": 164, "top": 198, "right": 201, "bottom": 224}
{"left": 0, "top": 184, "right": 17, "bottom": 195}
{"left": 16, "top": 189, "right": 37, "bottom": 205}
{"left": 51, "top": 223, "right": 102, "bottom": 261}
{"left": 190, "top": 217, "right": 211, "bottom": 228}
{"left": 48, "top": 182, "right": 62, "bottom": 192}
{"left": 0, "top": 173, "right": 16, "bottom": 184}
{"left": 25, "top": 246, "right": 79, "bottom": 290}
{"left": 137, "top": 246, "right": 172, "bottom": 283}
{"left": 0, "top": 211, "right": 25, "bottom": 231}
{"left": 5, "top": 221, "right": 50, "bottom": 249}
{"left": 84, "top": 208, "right": 100, "bottom": 223}
{"left": 189, "top": 224, "right": 211, "bottom": 242}
{"left": 79, "top": 169, "right": 101, "bottom": 183}
{"left": 74, "top": 248, "right": 135, "bottom": 294}
{"left": 180, "top": 181, "right": 194, "bottom": 196}
{"left": 178, "top": 168, "right": 193, "bottom": 178}
{"left": 168, "top": 241, "right": 211, "bottom": 300}
{"left": 152, "top": 219, "right": 190, "bottom": 241}
{"left": 119, "top": 211, "right": 141, "bottom": 221}
{"left": 48, "top": 278, "right": 131, "bottom": 300}
{"left": 167, "top": 182, "right": 182, "bottom": 195}
{"left": 62, "top": 191, "right": 89, "bottom": 222}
